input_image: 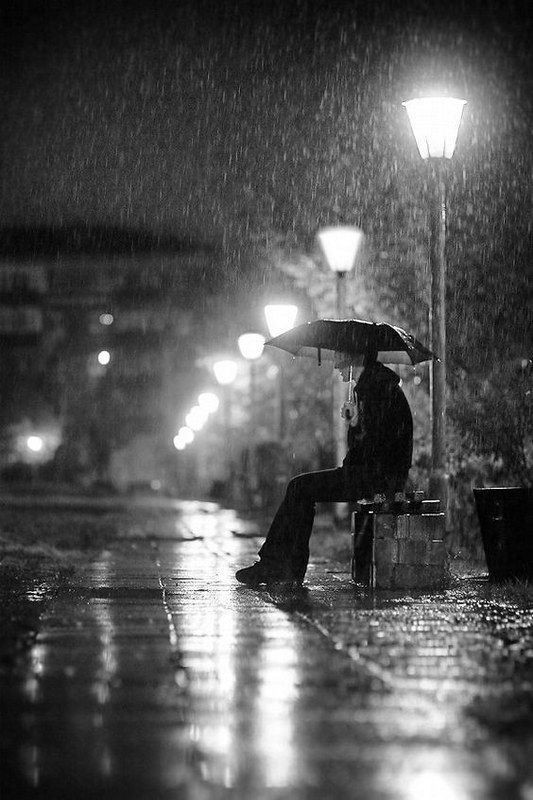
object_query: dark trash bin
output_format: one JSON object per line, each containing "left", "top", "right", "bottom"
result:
{"left": 473, "top": 487, "right": 533, "bottom": 581}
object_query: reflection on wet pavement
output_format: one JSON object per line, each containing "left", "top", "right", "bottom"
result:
{"left": 1, "top": 502, "right": 532, "bottom": 799}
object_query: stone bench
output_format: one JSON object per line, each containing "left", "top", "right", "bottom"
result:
{"left": 351, "top": 492, "right": 451, "bottom": 590}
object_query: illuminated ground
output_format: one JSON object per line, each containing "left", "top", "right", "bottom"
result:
{"left": 1, "top": 499, "right": 532, "bottom": 799}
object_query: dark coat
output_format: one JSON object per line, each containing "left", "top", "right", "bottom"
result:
{"left": 343, "top": 362, "right": 413, "bottom": 494}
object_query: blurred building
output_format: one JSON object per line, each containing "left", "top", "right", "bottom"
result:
{"left": 0, "top": 253, "right": 210, "bottom": 490}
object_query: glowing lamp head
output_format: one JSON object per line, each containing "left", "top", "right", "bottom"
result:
{"left": 198, "top": 392, "right": 220, "bottom": 413}
{"left": 27, "top": 435, "right": 44, "bottom": 452}
{"left": 238, "top": 333, "right": 265, "bottom": 360}
{"left": 264, "top": 304, "right": 298, "bottom": 338}
{"left": 178, "top": 426, "right": 194, "bottom": 444}
{"left": 213, "top": 360, "right": 238, "bottom": 386}
{"left": 317, "top": 226, "right": 364, "bottom": 273}
{"left": 185, "top": 405, "right": 209, "bottom": 431}
{"left": 402, "top": 96, "right": 467, "bottom": 159}
{"left": 97, "top": 350, "right": 111, "bottom": 366}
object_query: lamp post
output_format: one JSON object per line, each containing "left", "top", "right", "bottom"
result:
{"left": 238, "top": 332, "right": 266, "bottom": 508}
{"left": 264, "top": 304, "right": 298, "bottom": 442}
{"left": 403, "top": 96, "right": 466, "bottom": 506}
{"left": 238, "top": 333, "right": 265, "bottom": 428}
{"left": 317, "top": 226, "right": 364, "bottom": 478}
{"left": 213, "top": 359, "right": 238, "bottom": 505}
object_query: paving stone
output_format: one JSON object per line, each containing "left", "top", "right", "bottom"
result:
{"left": 426, "top": 539, "right": 449, "bottom": 566}
{"left": 396, "top": 539, "right": 429, "bottom": 564}
{"left": 1, "top": 501, "right": 532, "bottom": 800}
{"left": 407, "top": 513, "right": 446, "bottom": 541}
{"left": 394, "top": 563, "right": 449, "bottom": 589}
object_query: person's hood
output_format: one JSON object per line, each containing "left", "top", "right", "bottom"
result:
{"left": 355, "top": 362, "right": 401, "bottom": 398}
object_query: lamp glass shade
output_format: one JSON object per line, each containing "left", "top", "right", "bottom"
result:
{"left": 185, "top": 405, "right": 209, "bottom": 431}
{"left": 27, "top": 435, "right": 44, "bottom": 452}
{"left": 178, "top": 426, "right": 194, "bottom": 444}
{"left": 97, "top": 349, "right": 111, "bottom": 365}
{"left": 317, "top": 226, "right": 364, "bottom": 273}
{"left": 238, "top": 332, "right": 265, "bottom": 360}
{"left": 264, "top": 304, "right": 298, "bottom": 338}
{"left": 198, "top": 391, "right": 220, "bottom": 413}
{"left": 213, "top": 359, "right": 238, "bottom": 385}
{"left": 402, "top": 97, "right": 467, "bottom": 159}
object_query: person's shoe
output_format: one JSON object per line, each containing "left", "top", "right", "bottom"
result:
{"left": 235, "top": 562, "right": 301, "bottom": 587}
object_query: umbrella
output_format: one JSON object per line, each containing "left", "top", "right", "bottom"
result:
{"left": 265, "top": 318, "right": 436, "bottom": 366}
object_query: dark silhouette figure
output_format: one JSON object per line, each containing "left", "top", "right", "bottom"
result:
{"left": 236, "top": 350, "right": 413, "bottom": 586}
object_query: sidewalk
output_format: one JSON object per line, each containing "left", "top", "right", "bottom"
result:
{"left": 1, "top": 501, "right": 532, "bottom": 799}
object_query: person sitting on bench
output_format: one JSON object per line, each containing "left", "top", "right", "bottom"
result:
{"left": 236, "top": 347, "right": 413, "bottom": 586}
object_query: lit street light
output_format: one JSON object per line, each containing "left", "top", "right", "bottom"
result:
{"left": 317, "top": 226, "right": 364, "bottom": 287}
{"left": 264, "top": 304, "right": 298, "bottom": 443}
{"left": 213, "top": 359, "right": 238, "bottom": 386}
{"left": 238, "top": 332, "right": 266, "bottom": 507}
{"left": 238, "top": 334, "right": 265, "bottom": 427}
{"left": 26, "top": 435, "right": 44, "bottom": 453}
{"left": 264, "top": 304, "right": 298, "bottom": 339}
{"left": 403, "top": 95, "right": 467, "bottom": 507}
{"left": 185, "top": 405, "right": 209, "bottom": 431}
{"left": 97, "top": 349, "right": 111, "bottom": 366}
{"left": 317, "top": 225, "right": 364, "bottom": 484}
{"left": 213, "top": 358, "right": 238, "bottom": 505}
{"left": 177, "top": 426, "right": 194, "bottom": 445}
{"left": 198, "top": 391, "right": 220, "bottom": 414}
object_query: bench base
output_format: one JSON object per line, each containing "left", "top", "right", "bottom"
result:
{"left": 351, "top": 509, "right": 450, "bottom": 590}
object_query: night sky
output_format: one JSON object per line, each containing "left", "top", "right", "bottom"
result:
{"left": 0, "top": 0, "right": 531, "bottom": 284}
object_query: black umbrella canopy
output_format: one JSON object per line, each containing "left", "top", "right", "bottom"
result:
{"left": 265, "top": 319, "right": 436, "bottom": 366}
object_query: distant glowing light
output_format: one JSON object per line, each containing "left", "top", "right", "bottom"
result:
{"left": 238, "top": 333, "right": 265, "bottom": 360}
{"left": 99, "top": 313, "right": 114, "bottom": 326}
{"left": 264, "top": 305, "right": 298, "bottom": 338}
{"left": 27, "top": 436, "right": 44, "bottom": 452}
{"left": 317, "top": 226, "right": 364, "bottom": 273}
{"left": 178, "top": 427, "right": 194, "bottom": 444}
{"left": 198, "top": 392, "right": 220, "bottom": 413}
{"left": 98, "top": 350, "right": 111, "bottom": 366}
{"left": 186, "top": 405, "right": 209, "bottom": 431}
{"left": 213, "top": 360, "right": 238, "bottom": 386}
{"left": 404, "top": 769, "right": 468, "bottom": 800}
{"left": 173, "top": 437, "right": 186, "bottom": 450}
{"left": 402, "top": 97, "right": 467, "bottom": 159}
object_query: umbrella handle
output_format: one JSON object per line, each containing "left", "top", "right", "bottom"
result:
{"left": 348, "top": 365, "right": 354, "bottom": 400}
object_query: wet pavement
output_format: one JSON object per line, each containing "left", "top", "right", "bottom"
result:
{"left": 1, "top": 500, "right": 533, "bottom": 799}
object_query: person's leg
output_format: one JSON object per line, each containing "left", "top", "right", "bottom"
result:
{"left": 239, "top": 467, "right": 356, "bottom": 583}
{"left": 281, "top": 467, "right": 361, "bottom": 580}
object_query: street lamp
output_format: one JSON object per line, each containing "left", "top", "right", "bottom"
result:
{"left": 317, "top": 225, "right": 364, "bottom": 485}
{"left": 238, "top": 334, "right": 265, "bottom": 425}
{"left": 264, "top": 305, "right": 298, "bottom": 442}
{"left": 238, "top": 333, "right": 266, "bottom": 507}
{"left": 213, "top": 359, "right": 238, "bottom": 386}
{"left": 185, "top": 405, "right": 209, "bottom": 432}
{"left": 198, "top": 391, "right": 220, "bottom": 414}
{"left": 213, "top": 358, "right": 238, "bottom": 505}
{"left": 97, "top": 349, "right": 111, "bottom": 366}
{"left": 403, "top": 95, "right": 467, "bottom": 506}
{"left": 177, "top": 426, "right": 194, "bottom": 444}
{"left": 26, "top": 435, "right": 44, "bottom": 453}
{"left": 317, "top": 225, "right": 364, "bottom": 300}
{"left": 264, "top": 304, "right": 298, "bottom": 339}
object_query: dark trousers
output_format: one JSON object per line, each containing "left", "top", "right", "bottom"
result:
{"left": 258, "top": 467, "right": 368, "bottom": 580}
